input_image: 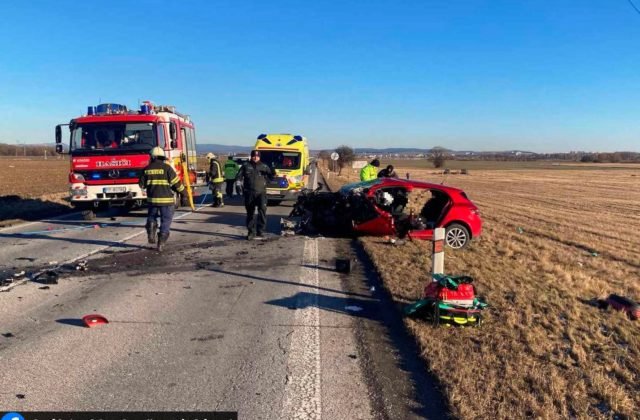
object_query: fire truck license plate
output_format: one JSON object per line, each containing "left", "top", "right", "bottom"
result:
{"left": 103, "top": 187, "right": 127, "bottom": 193}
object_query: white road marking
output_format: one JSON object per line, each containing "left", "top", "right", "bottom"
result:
{"left": 0, "top": 208, "right": 201, "bottom": 293}
{"left": 281, "top": 237, "right": 322, "bottom": 419}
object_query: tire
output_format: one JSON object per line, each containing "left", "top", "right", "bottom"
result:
{"left": 174, "top": 193, "right": 181, "bottom": 210}
{"left": 445, "top": 223, "right": 470, "bottom": 249}
{"left": 268, "top": 200, "right": 282, "bottom": 206}
{"left": 81, "top": 209, "right": 96, "bottom": 220}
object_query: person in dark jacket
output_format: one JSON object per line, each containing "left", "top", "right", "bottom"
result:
{"left": 139, "top": 147, "right": 185, "bottom": 251}
{"left": 378, "top": 164, "right": 398, "bottom": 178}
{"left": 235, "top": 149, "right": 274, "bottom": 240}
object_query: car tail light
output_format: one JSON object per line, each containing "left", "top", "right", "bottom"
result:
{"left": 70, "top": 172, "right": 85, "bottom": 183}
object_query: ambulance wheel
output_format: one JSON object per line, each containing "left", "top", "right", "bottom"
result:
{"left": 268, "top": 200, "right": 282, "bottom": 206}
{"left": 81, "top": 209, "right": 96, "bottom": 220}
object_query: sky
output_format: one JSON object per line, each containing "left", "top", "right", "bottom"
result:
{"left": 0, "top": 0, "right": 639, "bottom": 152}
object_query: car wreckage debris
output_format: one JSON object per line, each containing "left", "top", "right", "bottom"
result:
{"left": 335, "top": 258, "right": 354, "bottom": 273}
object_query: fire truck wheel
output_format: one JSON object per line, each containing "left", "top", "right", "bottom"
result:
{"left": 81, "top": 209, "right": 96, "bottom": 220}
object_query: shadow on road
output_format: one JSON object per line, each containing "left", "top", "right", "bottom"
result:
{"left": 0, "top": 195, "right": 73, "bottom": 224}
{"left": 56, "top": 318, "right": 86, "bottom": 328}
{"left": 205, "top": 266, "right": 370, "bottom": 299}
{"left": 265, "top": 291, "right": 378, "bottom": 318}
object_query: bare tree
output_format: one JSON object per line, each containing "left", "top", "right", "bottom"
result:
{"left": 429, "top": 146, "right": 448, "bottom": 168}
{"left": 334, "top": 145, "right": 355, "bottom": 175}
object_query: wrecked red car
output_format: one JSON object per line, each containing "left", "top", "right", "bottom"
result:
{"left": 286, "top": 178, "right": 482, "bottom": 249}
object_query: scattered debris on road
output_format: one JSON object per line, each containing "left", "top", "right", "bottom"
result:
{"left": 82, "top": 314, "right": 109, "bottom": 328}
{"left": 32, "top": 270, "right": 59, "bottom": 284}
{"left": 2, "top": 332, "right": 15, "bottom": 338}
{"left": 335, "top": 258, "right": 353, "bottom": 273}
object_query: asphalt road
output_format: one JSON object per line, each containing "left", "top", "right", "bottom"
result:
{"left": 0, "top": 172, "right": 446, "bottom": 419}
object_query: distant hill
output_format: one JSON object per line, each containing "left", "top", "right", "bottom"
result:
{"left": 196, "top": 144, "right": 252, "bottom": 155}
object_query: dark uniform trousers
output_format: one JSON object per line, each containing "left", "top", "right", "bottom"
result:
{"left": 147, "top": 206, "right": 175, "bottom": 235}
{"left": 225, "top": 180, "right": 235, "bottom": 197}
{"left": 244, "top": 191, "right": 267, "bottom": 235}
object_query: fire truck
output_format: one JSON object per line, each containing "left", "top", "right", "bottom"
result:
{"left": 55, "top": 102, "right": 205, "bottom": 220}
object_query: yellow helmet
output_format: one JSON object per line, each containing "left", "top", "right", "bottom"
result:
{"left": 150, "top": 147, "right": 165, "bottom": 158}
{"left": 206, "top": 152, "right": 215, "bottom": 161}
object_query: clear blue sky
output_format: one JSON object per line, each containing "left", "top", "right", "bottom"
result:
{"left": 1, "top": 0, "right": 639, "bottom": 152}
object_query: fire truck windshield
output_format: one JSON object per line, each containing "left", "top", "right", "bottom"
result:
{"left": 70, "top": 123, "right": 158, "bottom": 153}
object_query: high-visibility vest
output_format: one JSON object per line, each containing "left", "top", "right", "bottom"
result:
{"left": 224, "top": 160, "right": 240, "bottom": 180}
{"left": 360, "top": 164, "right": 378, "bottom": 181}
{"left": 209, "top": 160, "right": 224, "bottom": 183}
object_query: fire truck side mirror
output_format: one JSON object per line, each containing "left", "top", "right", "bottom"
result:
{"left": 55, "top": 125, "right": 62, "bottom": 144}
{"left": 169, "top": 122, "right": 177, "bottom": 149}
{"left": 55, "top": 144, "right": 64, "bottom": 154}
{"left": 169, "top": 122, "right": 177, "bottom": 141}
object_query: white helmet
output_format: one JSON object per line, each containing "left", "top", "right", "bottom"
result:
{"left": 150, "top": 147, "right": 165, "bottom": 158}
{"left": 206, "top": 152, "right": 215, "bottom": 160}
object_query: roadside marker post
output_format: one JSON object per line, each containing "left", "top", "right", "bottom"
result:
{"left": 432, "top": 227, "right": 445, "bottom": 277}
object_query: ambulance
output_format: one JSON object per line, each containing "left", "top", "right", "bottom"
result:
{"left": 55, "top": 102, "right": 205, "bottom": 219}
{"left": 253, "top": 133, "right": 310, "bottom": 204}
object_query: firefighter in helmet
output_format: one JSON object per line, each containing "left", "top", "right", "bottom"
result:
{"left": 207, "top": 152, "right": 225, "bottom": 207}
{"left": 139, "top": 147, "right": 185, "bottom": 251}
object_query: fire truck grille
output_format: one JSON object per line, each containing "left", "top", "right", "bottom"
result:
{"left": 79, "top": 169, "right": 142, "bottom": 181}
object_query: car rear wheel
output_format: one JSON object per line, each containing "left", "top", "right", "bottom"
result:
{"left": 445, "top": 223, "right": 470, "bottom": 249}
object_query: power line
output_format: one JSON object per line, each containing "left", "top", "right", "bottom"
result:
{"left": 627, "top": 0, "right": 640, "bottom": 15}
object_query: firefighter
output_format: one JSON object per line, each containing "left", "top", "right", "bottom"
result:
{"left": 360, "top": 158, "right": 380, "bottom": 181}
{"left": 139, "top": 147, "right": 185, "bottom": 251}
{"left": 223, "top": 155, "right": 240, "bottom": 198}
{"left": 207, "top": 153, "right": 225, "bottom": 207}
{"left": 235, "top": 149, "right": 274, "bottom": 240}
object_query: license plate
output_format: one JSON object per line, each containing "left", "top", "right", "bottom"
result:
{"left": 103, "top": 187, "right": 127, "bottom": 193}
{"left": 267, "top": 190, "right": 281, "bottom": 195}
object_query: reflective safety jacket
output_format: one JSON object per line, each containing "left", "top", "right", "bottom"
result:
{"left": 139, "top": 159, "right": 185, "bottom": 206}
{"left": 208, "top": 159, "right": 224, "bottom": 183}
{"left": 360, "top": 164, "right": 378, "bottom": 181}
{"left": 223, "top": 159, "right": 240, "bottom": 180}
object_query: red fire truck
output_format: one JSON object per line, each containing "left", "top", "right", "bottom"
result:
{"left": 55, "top": 102, "right": 205, "bottom": 219}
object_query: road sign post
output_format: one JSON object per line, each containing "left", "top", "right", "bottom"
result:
{"left": 330, "top": 152, "right": 339, "bottom": 173}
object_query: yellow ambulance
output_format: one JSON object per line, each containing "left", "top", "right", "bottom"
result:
{"left": 254, "top": 133, "right": 309, "bottom": 204}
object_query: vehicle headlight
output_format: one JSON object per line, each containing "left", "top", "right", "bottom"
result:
{"left": 288, "top": 175, "right": 303, "bottom": 184}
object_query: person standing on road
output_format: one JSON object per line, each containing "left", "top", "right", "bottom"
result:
{"left": 207, "top": 153, "right": 225, "bottom": 207}
{"left": 139, "top": 147, "right": 185, "bottom": 251}
{"left": 360, "top": 158, "right": 380, "bottom": 181}
{"left": 235, "top": 150, "right": 274, "bottom": 240}
{"left": 377, "top": 164, "right": 397, "bottom": 178}
{"left": 223, "top": 155, "right": 240, "bottom": 198}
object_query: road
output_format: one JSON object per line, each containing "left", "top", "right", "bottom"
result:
{"left": 0, "top": 173, "right": 446, "bottom": 419}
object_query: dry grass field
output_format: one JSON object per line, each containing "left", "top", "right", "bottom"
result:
{"left": 322, "top": 161, "right": 640, "bottom": 419}
{"left": 0, "top": 157, "right": 71, "bottom": 224}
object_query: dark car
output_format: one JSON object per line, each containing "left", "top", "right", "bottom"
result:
{"left": 288, "top": 178, "right": 482, "bottom": 249}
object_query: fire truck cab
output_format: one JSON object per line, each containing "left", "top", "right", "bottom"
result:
{"left": 56, "top": 102, "right": 205, "bottom": 219}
